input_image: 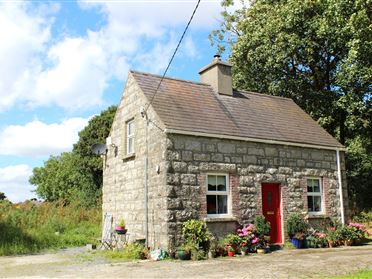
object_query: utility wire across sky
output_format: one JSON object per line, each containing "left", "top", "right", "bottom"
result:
{"left": 144, "top": 0, "right": 201, "bottom": 113}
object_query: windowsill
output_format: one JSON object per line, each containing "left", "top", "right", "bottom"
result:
{"left": 308, "top": 213, "right": 327, "bottom": 219}
{"left": 122, "top": 153, "right": 135, "bottom": 161}
{"left": 204, "top": 216, "right": 237, "bottom": 223}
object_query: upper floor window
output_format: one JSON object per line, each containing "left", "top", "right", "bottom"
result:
{"left": 207, "top": 174, "right": 229, "bottom": 216}
{"left": 126, "top": 119, "right": 135, "bottom": 155}
{"left": 307, "top": 178, "right": 323, "bottom": 214}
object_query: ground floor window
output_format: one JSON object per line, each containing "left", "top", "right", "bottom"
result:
{"left": 207, "top": 174, "right": 229, "bottom": 215}
{"left": 307, "top": 178, "right": 323, "bottom": 214}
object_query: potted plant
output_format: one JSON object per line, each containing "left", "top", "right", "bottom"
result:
{"left": 227, "top": 245, "right": 235, "bottom": 257}
{"left": 222, "top": 233, "right": 240, "bottom": 255}
{"left": 254, "top": 216, "right": 271, "bottom": 253}
{"left": 286, "top": 213, "right": 308, "bottom": 249}
{"left": 326, "top": 228, "right": 339, "bottom": 248}
{"left": 240, "top": 242, "right": 249, "bottom": 256}
{"left": 176, "top": 242, "right": 194, "bottom": 260}
{"left": 115, "top": 218, "right": 127, "bottom": 234}
{"left": 348, "top": 223, "right": 368, "bottom": 245}
{"left": 207, "top": 239, "right": 219, "bottom": 259}
{"left": 237, "top": 224, "right": 255, "bottom": 255}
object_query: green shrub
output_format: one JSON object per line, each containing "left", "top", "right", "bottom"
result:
{"left": 254, "top": 215, "right": 271, "bottom": 237}
{"left": 353, "top": 211, "right": 372, "bottom": 224}
{"left": 221, "top": 233, "right": 241, "bottom": 252}
{"left": 286, "top": 213, "right": 308, "bottom": 239}
{"left": 182, "top": 219, "right": 210, "bottom": 251}
{"left": 121, "top": 243, "right": 146, "bottom": 260}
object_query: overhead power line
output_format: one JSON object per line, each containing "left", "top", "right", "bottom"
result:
{"left": 144, "top": 0, "right": 201, "bottom": 113}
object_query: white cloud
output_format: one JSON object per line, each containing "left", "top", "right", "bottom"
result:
{"left": 0, "top": 164, "right": 35, "bottom": 202}
{"left": 0, "top": 0, "right": 237, "bottom": 112}
{"left": 0, "top": 118, "right": 89, "bottom": 157}
{"left": 0, "top": 1, "right": 52, "bottom": 111}
{"left": 34, "top": 36, "right": 109, "bottom": 110}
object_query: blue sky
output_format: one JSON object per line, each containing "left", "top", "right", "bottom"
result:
{"left": 0, "top": 0, "right": 236, "bottom": 202}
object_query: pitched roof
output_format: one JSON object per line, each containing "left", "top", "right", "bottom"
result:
{"left": 131, "top": 71, "right": 343, "bottom": 149}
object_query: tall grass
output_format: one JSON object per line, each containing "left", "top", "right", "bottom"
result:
{"left": 0, "top": 200, "right": 101, "bottom": 256}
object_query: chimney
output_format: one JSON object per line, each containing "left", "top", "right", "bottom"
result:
{"left": 198, "top": 55, "right": 233, "bottom": 96}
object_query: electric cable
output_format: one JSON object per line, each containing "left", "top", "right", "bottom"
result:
{"left": 144, "top": 0, "right": 201, "bottom": 113}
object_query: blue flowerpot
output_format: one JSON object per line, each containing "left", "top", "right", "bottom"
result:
{"left": 291, "top": 238, "right": 304, "bottom": 249}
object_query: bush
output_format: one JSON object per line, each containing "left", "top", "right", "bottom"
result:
{"left": 286, "top": 213, "right": 308, "bottom": 239}
{"left": 353, "top": 211, "right": 372, "bottom": 224}
{"left": 254, "top": 215, "right": 271, "bottom": 237}
{"left": 182, "top": 219, "right": 210, "bottom": 251}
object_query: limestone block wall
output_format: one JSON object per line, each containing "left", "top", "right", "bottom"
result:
{"left": 102, "top": 73, "right": 168, "bottom": 248}
{"left": 165, "top": 134, "right": 347, "bottom": 249}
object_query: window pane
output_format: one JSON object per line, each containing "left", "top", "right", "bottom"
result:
{"left": 207, "top": 195, "right": 216, "bottom": 214}
{"left": 307, "top": 179, "right": 313, "bottom": 192}
{"left": 217, "top": 195, "right": 228, "bottom": 214}
{"left": 308, "top": 196, "right": 314, "bottom": 211}
{"left": 313, "top": 179, "right": 320, "bottom": 192}
{"left": 208, "top": 176, "right": 216, "bottom": 191}
{"left": 313, "top": 196, "right": 321, "bottom": 212}
{"left": 217, "top": 176, "right": 226, "bottom": 191}
{"left": 128, "top": 121, "right": 134, "bottom": 135}
{"left": 128, "top": 138, "right": 133, "bottom": 154}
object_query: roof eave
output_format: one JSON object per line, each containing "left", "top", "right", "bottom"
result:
{"left": 164, "top": 128, "right": 345, "bottom": 151}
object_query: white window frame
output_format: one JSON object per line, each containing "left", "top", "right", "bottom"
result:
{"left": 307, "top": 177, "right": 324, "bottom": 215}
{"left": 126, "top": 119, "right": 135, "bottom": 155}
{"left": 206, "top": 173, "right": 230, "bottom": 218}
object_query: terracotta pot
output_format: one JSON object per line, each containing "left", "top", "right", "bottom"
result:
{"left": 344, "top": 240, "right": 354, "bottom": 246}
{"left": 227, "top": 251, "right": 235, "bottom": 257}
{"left": 328, "top": 240, "right": 335, "bottom": 248}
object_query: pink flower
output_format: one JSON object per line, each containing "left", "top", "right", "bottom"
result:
{"left": 251, "top": 237, "right": 259, "bottom": 244}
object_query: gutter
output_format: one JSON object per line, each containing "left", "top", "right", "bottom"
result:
{"left": 164, "top": 129, "right": 345, "bottom": 152}
{"left": 336, "top": 149, "right": 345, "bottom": 224}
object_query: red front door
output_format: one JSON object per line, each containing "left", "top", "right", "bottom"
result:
{"left": 262, "top": 183, "right": 282, "bottom": 244}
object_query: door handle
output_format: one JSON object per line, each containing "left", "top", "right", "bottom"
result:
{"left": 267, "top": 211, "right": 274, "bottom": 215}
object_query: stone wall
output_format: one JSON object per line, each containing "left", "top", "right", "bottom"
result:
{"left": 102, "top": 73, "right": 168, "bottom": 248}
{"left": 165, "top": 134, "right": 347, "bottom": 249}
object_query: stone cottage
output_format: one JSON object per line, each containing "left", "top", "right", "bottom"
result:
{"left": 102, "top": 56, "right": 347, "bottom": 250}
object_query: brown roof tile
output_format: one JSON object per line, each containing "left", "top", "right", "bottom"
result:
{"left": 131, "top": 71, "right": 343, "bottom": 149}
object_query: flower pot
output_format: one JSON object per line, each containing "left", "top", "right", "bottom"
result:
{"left": 257, "top": 248, "right": 266, "bottom": 254}
{"left": 344, "top": 240, "right": 354, "bottom": 246}
{"left": 328, "top": 240, "right": 335, "bottom": 248}
{"left": 177, "top": 250, "right": 191, "bottom": 260}
{"left": 227, "top": 251, "right": 235, "bottom": 257}
{"left": 291, "top": 238, "right": 305, "bottom": 249}
{"left": 241, "top": 250, "right": 246, "bottom": 256}
{"left": 115, "top": 227, "right": 127, "bottom": 234}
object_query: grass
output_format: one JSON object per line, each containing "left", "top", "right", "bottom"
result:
{"left": 327, "top": 269, "right": 372, "bottom": 279}
{"left": 0, "top": 200, "right": 101, "bottom": 256}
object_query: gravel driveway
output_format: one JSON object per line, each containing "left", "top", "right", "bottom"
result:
{"left": 0, "top": 245, "right": 371, "bottom": 278}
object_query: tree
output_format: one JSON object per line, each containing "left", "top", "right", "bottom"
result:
{"left": 0, "top": 192, "right": 7, "bottom": 201}
{"left": 30, "top": 152, "right": 96, "bottom": 205}
{"left": 73, "top": 105, "right": 118, "bottom": 194}
{"left": 29, "top": 105, "right": 117, "bottom": 206}
{"left": 213, "top": 0, "right": 371, "bottom": 210}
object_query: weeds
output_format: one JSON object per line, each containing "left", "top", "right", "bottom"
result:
{"left": 0, "top": 200, "right": 101, "bottom": 255}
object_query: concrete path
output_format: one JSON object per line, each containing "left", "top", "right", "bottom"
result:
{"left": 0, "top": 245, "right": 371, "bottom": 278}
